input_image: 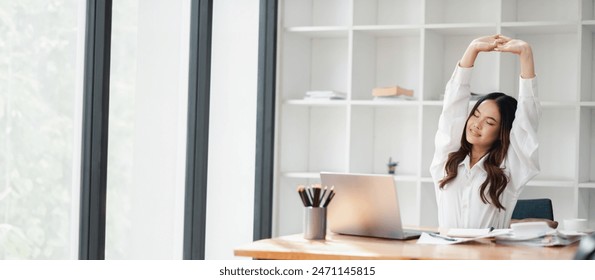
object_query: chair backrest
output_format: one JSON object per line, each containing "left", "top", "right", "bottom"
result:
{"left": 574, "top": 233, "right": 595, "bottom": 260}
{"left": 511, "top": 198, "right": 554, "bottom": 220}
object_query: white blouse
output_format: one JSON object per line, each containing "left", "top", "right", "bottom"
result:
{"left": 430, "top": 65, "right": 541, "bottom": 229}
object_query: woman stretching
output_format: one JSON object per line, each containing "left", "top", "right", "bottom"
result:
{"left": 430, "top": 34, "right": 541, "bottom": 229}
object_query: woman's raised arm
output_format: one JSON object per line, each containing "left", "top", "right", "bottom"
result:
{"left": 495, "top": 35, "right": 536, "bottom": 78}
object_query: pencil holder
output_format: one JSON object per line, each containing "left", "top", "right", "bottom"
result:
{"left": 303, "top": 207, "right": 326, "bottom": 240}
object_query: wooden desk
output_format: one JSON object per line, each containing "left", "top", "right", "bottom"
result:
{"left": 234, "top": 232, "right": 578, "bottom": 260}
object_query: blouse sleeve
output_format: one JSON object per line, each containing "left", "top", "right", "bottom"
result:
{"left": 506, "top": 77, "right": 541, "bottom": 193}
{"left": 430, "top": 65, "right": 472, "bottom": 185}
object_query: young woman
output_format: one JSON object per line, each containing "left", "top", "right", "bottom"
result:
{"left": 430, "top": 34, "right": 541, "bottom": 229}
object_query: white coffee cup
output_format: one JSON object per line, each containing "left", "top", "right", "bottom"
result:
{"left": 563, "top": 218, "right": 587, "bottom": 232}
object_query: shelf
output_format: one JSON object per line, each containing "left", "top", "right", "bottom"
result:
{"left": 420, "top": 177, "right": 434, "bottom": 183}
{"left": 283, "top": 99, "right": 348, "bottom": 106}
{"left": 392, "top": 175, "right": 418, "bottom": 182}
{"left": 583, "top": 20, "right": 595, "bottom": 30}
{"left": 285, "top": 26, "right": 349, "bottom": 38}
{"left": 422, "top": 100, "right": 444, "bottom": 107}
{"left": 283, "top": 99, "right": 576, "bottom": 109}
{"left": 424, "top": 24, "right": 498, "bottom": 35}
{"left": 540, "top": 102, "right": 578, "bottom": 108}
{"left": 282, "top": 172, "right": 417, "bottom": 183}
{"left": 350, "top": 100, "right": 419, "bottom": 106}
{"left": 283, "top": 172, "right": 320, "bottom": 179}
{"left": 421, "top": 100, "right": 576, "bottom": 107}
{"left": 352, "top": 25, "right": 421, "bottom": 36}
{"left": 579, "top": 182, "right": 595, "bottom": 188}
{"left": 525, "top": 180, "right": 576, "bottom": 188}
{"left": 275, "top": 0, "right": 593, "bottom": 232}
{"left": 283, "top": 99, "right": 423, "bottom": 107}
{"left": 500, "top": 21, "right": 578, "bottom": 34}
{"left": 420, "top": 178, "right": 576, "bottom": 188}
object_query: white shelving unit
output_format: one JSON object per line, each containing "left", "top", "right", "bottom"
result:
{"left": 274, "top": 0, "right": 595, "bottom": 236}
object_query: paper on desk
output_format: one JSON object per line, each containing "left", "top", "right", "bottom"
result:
{"left": 417, "top": 229, "right": 511, "bottom": 245}
{"left": 446, "top": 228, "right": 492, "bottom": 238}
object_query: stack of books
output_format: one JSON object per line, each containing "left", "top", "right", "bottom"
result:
{"left": 304, "top": 90, "right": 346, "bottom": 100}
{"left": 372, "top": 86, "right": 415, "bottom": 101}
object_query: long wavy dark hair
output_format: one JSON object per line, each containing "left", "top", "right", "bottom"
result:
{"left": 439, "top": 92, "right": 518, "bottom": 210}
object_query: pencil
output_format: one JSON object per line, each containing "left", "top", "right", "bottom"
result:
{"left": 322, "top": 185, "right": 335, "bottom": 207}
{"left": 320, "top": 186, "right": 328, "bottom": 206}
{"left": 323, "top": 191, "right": 335, "bottom": 207}
{"left": 297, "top": 185, "right": 310, "bottom": 206}
{"left": 312, "top": 184, "right": 321, "bottom": 207}
{"left": 306, "top": 185, "right": 314, "bottom": 206}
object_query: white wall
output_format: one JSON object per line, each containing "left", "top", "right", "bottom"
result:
{"left": 205, "top": 0, "right": 260, "bottom": 259}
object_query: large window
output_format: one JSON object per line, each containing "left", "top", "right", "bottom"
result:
{"left": 0, "top": 0, "right": 86, "bottom": 259}
{"left": 105, "top": 0, "right": 190, "bottom": 259}
{"left": 0, "top": 0, "right": 258, "bottom": 260}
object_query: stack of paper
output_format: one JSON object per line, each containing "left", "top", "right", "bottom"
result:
{"left": 494, "top": 231, "right": 584, "bottom": 247}
{"left": 304, "top": 90, "right": 346, "bottom": 100}
{"left": 494, "top": 223, "right": 586, "bottom": 247}
{"left": 446, "top": 228, "right": 493, "bottom": 238}
{"left": 419, "top": 222, "right": 586, "bottom": 247}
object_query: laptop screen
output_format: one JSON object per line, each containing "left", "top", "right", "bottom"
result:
{"left": 320, "top": 172, "right": 415, "bottom": 239}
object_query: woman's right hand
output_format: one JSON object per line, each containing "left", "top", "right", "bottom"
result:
{"left": 470, "top": 34, "right": 504, "bottom": 52}
{"left": 459, "top": 34, "right": 504, "bottom": 68}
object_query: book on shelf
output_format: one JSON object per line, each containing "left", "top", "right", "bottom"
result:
{"left": 304, "top": 90, "right": 346, "bottom": 100}
{"left": 372, "top": 86, "right": 414, "bottom": 97}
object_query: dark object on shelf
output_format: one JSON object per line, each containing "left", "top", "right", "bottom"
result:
{"left": 387, "top": 157, "right": 398, "bottom": 175}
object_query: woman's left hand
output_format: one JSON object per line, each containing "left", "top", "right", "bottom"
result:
{"left": 495, "top": 35, "right": 531, "bottom": 55}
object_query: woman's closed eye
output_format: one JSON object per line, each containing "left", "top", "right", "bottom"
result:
{"left": 473, "top": 110, "right": 497, "bottom": 126}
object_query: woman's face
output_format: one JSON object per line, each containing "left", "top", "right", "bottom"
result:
{"left": 466, "top": 100, "right": 501, "bottom": 149}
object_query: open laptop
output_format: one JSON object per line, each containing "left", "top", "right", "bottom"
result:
{"left": 321, "top": 172, "right": 427, "bottom": 240}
